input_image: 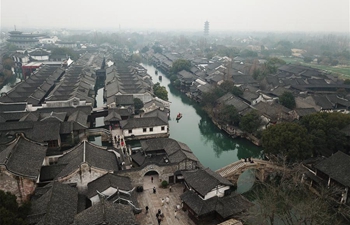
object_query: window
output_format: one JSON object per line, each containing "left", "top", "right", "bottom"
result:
{"left": 128, "top": 129, "right": 132, "bottom": 134}
{"left": 150, "top": 127, "right": 153, "bottom": 132}
{"left": 161, "top": 126, "right": 165, "bottom": 131}
{"left": 143, "top": 128, "right": 147, "bottom": 132}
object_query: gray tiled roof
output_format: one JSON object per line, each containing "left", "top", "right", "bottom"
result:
{"left": 181, "top": 191, "right": 253, "bottom": 218}
{"left": 139, "top": 138, "right": 198, "bottom": 164}
{"left": 72, "top": 201, "right": 136, "bottom": 225}
{"left": 182, "top": 168, "right": 233, "bottom": 197}
{"left": 314, "top": 151, "right": 350, "bottom": 187}
{"left": 28, "top": 182, "right": 78, "bottom": 225}
{"left": 104, "top": 110, "right": 122, "bottom": 123}
{"left": 87, "top": 173, "right": 132, "bottom": 198}
{"left": 0, "top": 134, "right": 47, "bottom": 179}
{"left": 0, "top": 102, "right": 27, "bottom": 113}
{"left": 56, "top": 141, "right": 118, "bottom": 179}
{"left": 120, "top": 116, "right": 167, "bottom": 129}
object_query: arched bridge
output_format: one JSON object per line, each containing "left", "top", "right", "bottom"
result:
{"left": 216, "top": 158, "right": 288, "bottom": 184}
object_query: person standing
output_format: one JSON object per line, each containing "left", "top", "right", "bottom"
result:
{"left": 174, "top": 210, "right": 177, "bottom": 219}
{"left": 153, "top": 187, "right": 156, "bottom": 194}
{"left": 145, "top": 206, "right": 149, "bottom": 214}
{"left": 161, "top": 198, "right": 165, "bottom": 206}
{"left": 169, "top": 185, "right": 172, "bottom": 192}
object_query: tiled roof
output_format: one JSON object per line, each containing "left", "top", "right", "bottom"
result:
{"left": 72, "top": 201, "right": 136, "bottom": 225}
{"left": 139, "top": 138, "right": 198, "bottom": 165}
{"left": 181, "top": 191, "right": 253, "bottom": 218}
{"left": 0, "top": 134, "right": 47, "bottom": 179}
{"left": 28, "top": 182, "right": 78, "bottom": 225}
{"left": 314, "top": 151, "right": 350, "bottom": 187}
{"left": 182, "top": 168, "right": 233, "bottom": 197}
{"left": 56, "top": 141, "right": 118, "bottom": 179}
{"left": 87, "top": 173, "right": 132, "bottom": 198}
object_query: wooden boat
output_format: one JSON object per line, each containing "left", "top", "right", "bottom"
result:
{"left": 176, "top": 113, "right": 182, "bottom": 121}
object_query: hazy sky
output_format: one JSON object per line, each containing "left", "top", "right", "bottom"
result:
{"left": 1, "top": 0, "right": 349, "bottom": 33}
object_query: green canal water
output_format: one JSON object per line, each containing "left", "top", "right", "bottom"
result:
{"left": 141, "top": 63, "right": 262, "bottom": 193}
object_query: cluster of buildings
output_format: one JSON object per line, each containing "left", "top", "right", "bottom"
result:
{"left": 0, "top": 40, "right": 256, "bottom": 224}
{"left": 142, "top": 37, "right": 350, "bottom": 215}
{"left": 145, "top": 44, "right": 350, "bottom": 132}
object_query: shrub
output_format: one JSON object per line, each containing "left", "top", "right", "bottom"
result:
{"left": 161, "top": 180, "right": 168, "bottom": 188}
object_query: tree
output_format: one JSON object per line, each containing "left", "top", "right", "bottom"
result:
{"left": 131, "top": 54, "right": 141, "bottom": 63}
{"left": 243, "top": 166, "right": 345, "bottom": 225}
{"left": 140, "top": 46, "right": 149, "bottom": 53}
{"left": 152, "top": 45, "right": 163, "bottom": 54}
{"left": 262, "top": 122, "right": 313, "bottom": 162}
{"left": 201, "top": 87, "right": 226, "bottom": 107}
{"left": 217, "top": 105, "right": 240, "bottom": 125}
{"left": 303, "top": 56, "right": 313, "bottom": 63}
{"left": 300, "top": 112, "right": 350, "bottom": 156}
{"left": 153, "top": 83, "right": 168, "bottom": 101}
{"left": 279, "top": 92, "right": 296, "bottom": 109}
{"left": 0, "top": 190, "right": 31, "bottom": 225}
{"left": 133, "top": 98, "right": 144, "bottom": 111}
{"left": 240, "top": 110, "right": 261, "bottom": 133}
{"left": 170, "top": 59, "right": 191, "bottom": 74}
{"left": 51, "top": 47, "right": 79, "bottom": 60}
{"left": 219, "top": 81, "right": 243, "bottom": 96}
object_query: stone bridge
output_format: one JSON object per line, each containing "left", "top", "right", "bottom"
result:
{"left": 216, "top": 158, "right": 288, "bottom": 184}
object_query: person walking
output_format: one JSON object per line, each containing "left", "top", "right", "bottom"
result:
{"left": 174, "top": 210, "right": 177, "bottom": 219}
{"left": 151, "top": 176, "right": 153, "bottom": 183}
{"left": 165, "top": 196, "right": 169, "bottom": 204}
{"left": 161, "top": 198, "right": 165, "bottom": 206}
{"left": 153, "top": 187, "right": 156, "bottom": 194}
{"left": 145, "top": 206, "right": 149, "bottom": 214}
{"left": 169, "top": 185, "right": 172, "bottom": 192}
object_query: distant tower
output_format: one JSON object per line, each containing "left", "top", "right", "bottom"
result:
{"left": 204, "top": 21, "right": 209, "bottom": 36}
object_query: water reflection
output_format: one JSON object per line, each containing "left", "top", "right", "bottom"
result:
{"left": 141, "top": 62, "right": 261, "bottom": 162}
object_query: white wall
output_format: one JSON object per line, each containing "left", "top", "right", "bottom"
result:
{"left": 203, "top": 185, "right": 230, "bottom": 200}
{"left": 123, "top": 125, "right": 168, "bottom": 138}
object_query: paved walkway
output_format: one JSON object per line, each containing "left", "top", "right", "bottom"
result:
{"left": 110, "top": 128, "right": 133, "bottom": 169}
{"left": 135, "top": 175, "right": 196, "bottom": 225}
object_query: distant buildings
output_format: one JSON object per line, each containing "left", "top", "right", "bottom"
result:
{"left": 7, "top": 30, "right": 42, "bottom": 49}
{"left": 204, "top": 21, "right": 209, "bottom": 36}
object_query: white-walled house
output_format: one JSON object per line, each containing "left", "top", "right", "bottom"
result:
{"left": 120, "top": 109, "right": 169, "bottom": 140}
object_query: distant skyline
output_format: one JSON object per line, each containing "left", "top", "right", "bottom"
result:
{"left": 1, "top": 0, "right": 349, "bottom": 33}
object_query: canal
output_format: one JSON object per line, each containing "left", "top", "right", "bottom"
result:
{"left": 141, "top": 63, "right": 262, "bottom": 193}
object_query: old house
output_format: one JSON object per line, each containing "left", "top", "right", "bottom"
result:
{"left": 306, "top": 151, "right": 350, "bottom": 205}
{"left": 71, "top": 201, "right": 137, "bottom": 225}
{"left": 87, "top": 173, "right": 136, "bottom": 206}
{"left": 177, "top": 70, "right": 197, "bottom": 92}
{"left": 0, "top": 133, "right": 47, "bottom": 202}
{"left": 120, "top": 109, "right": 169, "bottom": 140}
{"left": 130, "top": 138, "right": 200, "bottom": 183}
{"left": 27, "top": 182, "right": 78, "bottom": 225}
{"left": 180, "top": 168, "right": 253, "bottom": 224}
{"left": 53, "top": 140, "right": 119, "bottom": 192}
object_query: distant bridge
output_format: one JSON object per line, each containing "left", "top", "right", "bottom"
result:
{"left": 216, "top": 158, "right": 288, "bottom": 184}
